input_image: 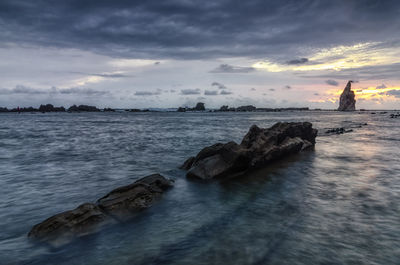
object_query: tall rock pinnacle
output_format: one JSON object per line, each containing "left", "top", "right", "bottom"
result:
{"left": 338, "top": 81, "right": 356, "bottom": 111}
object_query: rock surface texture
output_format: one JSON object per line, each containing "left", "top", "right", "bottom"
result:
{"left": 338, "top": 81, "right": 356, "bottom": 111}
{"left": 182, "top": 122, "right": 318, "bottom": 180}
{"left": 28, "top": 174, "right": 173, "bottom": 245}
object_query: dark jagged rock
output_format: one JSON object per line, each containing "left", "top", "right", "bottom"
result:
{"left": 103, "top": 108, "right": 115, "bottom": 112}
{"left": 39, "top": 104, "right": 65, "bottom": 112}
{"left": 180, "top": 156, "right": 195, "bottom": 170}
{"left": 97, "top": 174, "right": 173, "bottom": 221}
{"left": 10, "top": 107, "right": 38, "bottom": 112}
{"left": 390, "top": 113, "right": 400, "bottom": 118}
{"left": 338, "top": 81, "right": 356, "bottom": 111}
{"left": 183, "top": 122, "right": 317, "bottom": 180}
{"left": 219, "top": 105, "right": 229, "bottom": 111}
{"left": 177, "top": 102, "right": 206, "bottom": 112}
{"left": 28, "top": 174, "right": 173, "bottom": 245}
{"left": 236, "top": 105, "right": 256, "bottom": 112}
{"left": 194, "top": 102, "right": 205, "bottom": 111}
{"left": 325, "top": 128, "right": 353, "bottom": 134}
{"left": 68, "top": 105, "right": 100, "bottom": 112}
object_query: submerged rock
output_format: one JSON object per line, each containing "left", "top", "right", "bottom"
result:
{"left": 28, "top": 203, "right": 113, "bottom": 246}
{"left": 28, "top": 174, "right": 173, "bottom": 245}
{"left": 338, "top": 81, "right": 356, "bottom": 111}
{"left": 182, "top": 122, "right": 318, "bottom": 180}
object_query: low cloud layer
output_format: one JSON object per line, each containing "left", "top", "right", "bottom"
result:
{"left": 325, "top": 80, "right": 339, "bottom": 86}
{"left": 181, "top": 88, "right": 201, "bottom": 95}
{"left": 210, "top": 64, "right": 256, "bottom": 73}
{"left": 0, "top": 85, "right": 108, "bottom": 96}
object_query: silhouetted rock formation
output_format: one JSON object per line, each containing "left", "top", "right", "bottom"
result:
{"left": 103, "top": 108, "right": 115, "bottom": 112}
{"left": 68, "top": 105, "right": 100, "bottom": 112}
{"left": 194, "top": 102, "right": 205, "bottom": 111}
{"left": 217, "top": 106, "right": 309, "bottom": 112}
{"left": 181, "top": 122, "right": 317, "bottom": 180}
{"left": 177, "top": 102, "right": 206, "bottom": 112}
{"left": 338, "top": 81, "right": 356, "bottom": 111}
{"left": 39, "top": 104, "right": 66, "bottom": 112}
{"left": 325, "top": 128, "right": 353, "bottom": 134}
{"left": 219, "top": 105, "right": 229, "bottom": 111}
{"left": 28, "top": 174, "right": 173, "bottom": 246}
{"left": 236, "top": 105, "right": 256, "bottom": 112}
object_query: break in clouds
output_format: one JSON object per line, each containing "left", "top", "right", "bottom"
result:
{"left": 0, "top": 0, "right": 400, "bottom": 108}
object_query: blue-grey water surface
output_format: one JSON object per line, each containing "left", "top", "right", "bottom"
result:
{"left": 0, "top": 111, "right": 399, "bottom": 265}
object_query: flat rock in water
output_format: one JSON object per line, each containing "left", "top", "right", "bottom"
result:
{"left": 28, "top": 174, "right": 173, "bottom": 245}
{"left": 97, "top": 174, "right": 173, "bottom": 220}
{"left": 182, "top": 122, "right": 318, "bottom": 180}
{"left": 28, "top": 203, "right": 114, "bottom": 246}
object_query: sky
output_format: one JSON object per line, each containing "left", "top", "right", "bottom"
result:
{"left": 0, "top": 0, "right": 400, "bottom": 109}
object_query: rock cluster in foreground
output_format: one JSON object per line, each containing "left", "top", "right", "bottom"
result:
{"left": 28, "top": 122, "right": 318, "bottom": 245}
{"left": 338, "top": 81, "right": 356, "bottom": 111}
{"left": 28, "top": 174, "right": 173, "bottom": 245}
{"left": 181, "top": 122, "right": 318, "bottom": 180}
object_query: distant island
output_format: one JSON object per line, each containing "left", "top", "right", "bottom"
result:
{"left": 177, "top": 102, "right": 309, "bottom": 112}
{"left": 0, "top": 102, "right": 311, "bottom": 113}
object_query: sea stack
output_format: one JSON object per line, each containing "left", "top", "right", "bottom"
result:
{"left": 338, "top": 81, "right": 356, "bottom": 111}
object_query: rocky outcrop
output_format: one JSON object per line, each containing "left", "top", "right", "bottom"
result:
{"left": 177, "top": 102, "right": 206, "bottom": 112}
{"left": 236, "top": 105, "right": 256, "bottom": 112}
{"left": 68, "top": 105, "right": 100, "bottom": 112}
{"left": 28, "top": 174, "right": 173, "bottom": 245}
{"left": 390, "top": 112, "right": 400, "bottom": 118}
{"left": 182, "top": 122, "right": 318, "bottom": 180}
{"left": 97, "top": 174, "right": 173, "bottom": 221}
{"left": 194, "top": 102, "right": 205, "bottom": 111}
{"left": 338, "top": 81, "right": 356, "bottom": 111}
{"left": 39, "top": 104, "right": 66, "bottom": 112}
{"left": 325, "top": 128, "right": 353, "bottom": 134}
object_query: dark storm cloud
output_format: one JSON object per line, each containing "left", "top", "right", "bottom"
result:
{"left": 181, "top": 88, "right": 201, "bottom": 95}
{"left": 211, "top": 82, "right": 226, "bottom": 89}
{"left": 3, "top": 0, "right": 398, "bottom": 59}
{"left": 0, "top": 85, "right": 47, "bottom": 95}
{"left": 210, "top": 64, "right": 255, "bottom": 73}
{"left": 58, "top": 87, "right": 109, "bottom": 95}
{"left": 286, "top": 58, "right": 308, "bottom": 65}
{"left": 220, "top": 90, "right": 233, "bottom": 95}
{"left": 204, "top": 90, "right": 218, "bottom": 96}
{"left": 325, "top": 80, "right": 339, "bottom": 86}
{"left": 134, "top": 89, "right": 162, "bottom": 96}
{"left": 298, "top": 59, "right": 400, "bottom": 81}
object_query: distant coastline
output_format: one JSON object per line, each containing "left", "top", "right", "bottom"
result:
{"left": 0, "top": 103, "right": 397, "bottom": 113}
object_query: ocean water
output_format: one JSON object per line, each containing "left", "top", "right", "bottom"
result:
{"left": 0, "top": 111, "right": 399, "bottom": 265}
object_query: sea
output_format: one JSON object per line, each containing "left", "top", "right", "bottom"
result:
{"left": 0, "top": 111, "right": 399, "bottom": 265}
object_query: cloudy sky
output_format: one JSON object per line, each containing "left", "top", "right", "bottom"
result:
{"left": 1, "top": 0, "right": 400, "bottom": 109}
